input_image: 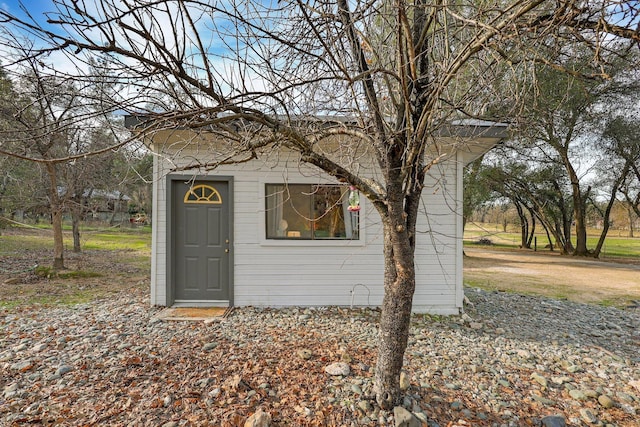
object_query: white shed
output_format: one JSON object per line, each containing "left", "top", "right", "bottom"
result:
{"left": 133, "top": 119, "right": 507, "bottom": 314}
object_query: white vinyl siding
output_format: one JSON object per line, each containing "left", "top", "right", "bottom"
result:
{"left": 149, "top": 146, "right": 463, "bottom": 314}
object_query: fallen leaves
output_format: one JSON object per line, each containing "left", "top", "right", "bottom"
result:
{"left": 2, "top": 282, "right": 639, "bottom": 427}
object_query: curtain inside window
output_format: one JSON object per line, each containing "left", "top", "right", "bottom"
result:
{"left": 266, "top": 184, "right": 285, "bottom": 237}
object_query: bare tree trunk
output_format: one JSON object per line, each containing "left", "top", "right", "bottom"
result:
{"left": 627, "top": 205, "right": 635, "bottom": 238}
{"left": 531, "top": 210, "right": 555, "bottom": 251}
{"left": 542, "top": 222, "right": 554, "bottom": 251}
{"left": 374, "top": 208, "right": 416, "bottom": 409}
{"left": 46, "top": 163, "right": 65, "bottom": 270}
{"left": 562, "top": 153, "right": 589, "bottom": 255}
{"left": 72, "top": 209, "right": 81, "bottom": 252}
{"left": 526, "top": 207, "right": 536, "bottom": 248}
{"left": 593, "top": 166, "right": 629, "bottom": 258}
{"left": 515, "top": 202, "right": 529, "bottom": 248}
{"left": 593, "top": 213, "right": 611, "bottom": 258}
{"left": 560, "top": 208, "right": 574, "bottom": 254}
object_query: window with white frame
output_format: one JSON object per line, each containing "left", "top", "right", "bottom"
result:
{"left": 265, "top": 184, "right": 360, "bottom": 240}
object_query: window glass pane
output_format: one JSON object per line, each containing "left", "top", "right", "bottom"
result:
{"left": 313, "top": 185, "right": 346, "bottom": 239}
{"left": 285, "top": 184, "right": 313, "bottom": 238}
{"left": 265, "top": 184, "right": 312, "bottom": 239}
{"left": 265, "top": 184, "right": 359, "bottom": 240}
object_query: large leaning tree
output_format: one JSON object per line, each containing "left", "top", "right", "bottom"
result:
{"left": 497, "top": 45, "right": 640, "bottom": 257}
{"left": 2, "top": 0, "right": 638, "bottom": 407}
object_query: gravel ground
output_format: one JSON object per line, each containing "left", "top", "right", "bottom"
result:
{"left": 1, "top": 287, "right": 639, "bottom": 427}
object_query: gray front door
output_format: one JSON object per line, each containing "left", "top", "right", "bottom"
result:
{"left": 172, "top": 179, "right": 231, "bottom": 302}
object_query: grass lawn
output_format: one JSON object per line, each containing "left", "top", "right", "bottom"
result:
{"left": 464, "top": 222, "right": 640, "bottom": 260}
{"left": 0, "top": 225, "right": 151, "bottom": 309}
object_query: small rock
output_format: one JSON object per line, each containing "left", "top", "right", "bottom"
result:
{"left": 621, "top": 403, "right": 636, "bottom": 415}
{"left": 616, "top": 392, "right": 635, "bottom": 403}
{"left": 340, "top": 353, "right": 352, "bottom": 363}
{"left": 357, "top": 400, "right": 371, "bottom": 412}
{"left": 469, "top": 322, "right": 483, "bottom": 330}
{"left": 324, "top": 362, "right": 350, "bottom": 376}
{"left": 629, "top": 380, "right": 640, "bottom": 393}
{"left": 531, "top": 372, "right": 548, "bottom": 388}
{"left": 569, "top": 389, "right": 588, "bottom": 401}
{"left": 244, "top": 408, "right": 271, "bottom": 427}
{"left": 541, "top": 415, "right": 566, "bottom": 427}
{"left": 11, "top": 360, "right": 33, "bottom": 372}
{"left": 450, "top": 401, "right": 464, "bottom": 410}
{"left": 203, "top": 342, "right": 218, "bottom": 351}
{"left": 3, "top": 383, "right": 20, "bottom": 399}
{"left": 497, "top": 378, "right": 510, "bottom": 388}
{"left": 56, "top": 365, "right": 73, "bottom": 376}
{"left": 13, "top": 343, "right": 28, "bottom": 352}
{"left": 551, "top": 376, "right": 571, "bottom": 385}
{"left": 296, "top": 349, "right": 312, "bottom": 360}
{"left": 294, "top": 405, "right": 312, "bottom": 417}
{"left": 0, "top": 351, "right": 15, "bottom": 362}
{"left": 357, "top": 362, "right": 370, "bottom": 372}
{"left": 579, "top": 408, "right": 598, "bottom": 424}
{"left": 517, "top": 349, "right": 532, "bottom": 358}
{"left": 32, "top": 343, "right": 47, "bottom": 352}
{"left": 223, "top": 375, "right": 249, "bottom": 391}
{"left": 393, "top": 406, "right": 421, "bottom": 427}
{"left": 414, "top": 411, "right": 428, "bottom": 424}
{"left": 196, "top": 378, "right": 213, "bottom": 388}
{"left": 566, "top": 364, "right": 582, "bottom": 373}
{"left": 531, "top": 393, "right": 556, "bottom": 406}
{"left": 598, "top": 395, "right": 616, "bottom": 409}
{"left": 584, "top": 389, "right": 599, "bottom": 399}
{"left": 399, "top": 372, "right": 410, "bottom": 390}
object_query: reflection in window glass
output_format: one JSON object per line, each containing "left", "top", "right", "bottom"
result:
{"left": 265, "top": 184, "right": 360, "bottom": 240}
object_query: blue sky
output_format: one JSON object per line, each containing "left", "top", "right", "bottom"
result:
{"left": 2, "top": 1, "right": 50, "bottom": 21}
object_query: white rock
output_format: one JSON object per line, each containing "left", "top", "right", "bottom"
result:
{"left": 244, "top": 408, "right": 271, "bottom": 427}
{"left": 324, "top": 362, "right": 350, "bottom": 376}
{"left": 399, "top": 372, "right": 411, "bottom": 390}
{"left": 393, "top": 406, "right": 421, "bottom": 427}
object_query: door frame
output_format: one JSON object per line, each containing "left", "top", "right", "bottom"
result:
{"left": 166, "top": 174, "right": 234, "bottom": 307}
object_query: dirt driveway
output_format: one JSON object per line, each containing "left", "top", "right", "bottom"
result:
{"left": 463, "top": 247, "right": 640, "bottom": 307}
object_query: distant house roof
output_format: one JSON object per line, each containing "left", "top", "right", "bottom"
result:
{"left": 84, "top": 189, "right": 131, "bottom": 201}
{"left": 57, "top": 187, "right": 131, "bottom": 201}
{"left": 438, "top": 119, "right": 510, "bottom": 138}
